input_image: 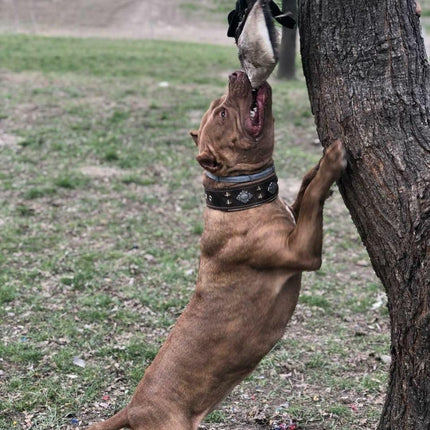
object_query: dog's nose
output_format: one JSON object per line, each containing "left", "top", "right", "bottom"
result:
{"left": 229, "top": 72, "right": 238, "bottom": 82}
{"left": 229, "top": 71, "right": 240, "bottom": 83}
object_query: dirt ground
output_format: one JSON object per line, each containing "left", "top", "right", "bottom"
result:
{"left": 0, "top": 0, "right": 229, "bottom": 44}
{"left": 0, "top": 0, "right": 429, "bottom": 52}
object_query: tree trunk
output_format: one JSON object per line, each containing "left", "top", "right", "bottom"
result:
{"left": 277, "top": 0, "right": 297, "bottom": 79}
{"left": 298, "top": 1, "right": 430, "bottom": 429}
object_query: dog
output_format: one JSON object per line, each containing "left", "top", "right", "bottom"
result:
{"left": 86, "top": 71, "right": 346, "bottom": 430}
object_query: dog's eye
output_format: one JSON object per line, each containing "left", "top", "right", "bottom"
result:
{"left": 220, "top": 109, "right": 226, "bottom": 119}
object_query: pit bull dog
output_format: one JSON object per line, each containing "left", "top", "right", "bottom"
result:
{"left": 86, "top": 71, "right": 346, "bottom": 430}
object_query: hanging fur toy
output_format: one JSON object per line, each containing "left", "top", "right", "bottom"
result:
{"left": 227, "top": 0, "right": 295, "bottom": 88}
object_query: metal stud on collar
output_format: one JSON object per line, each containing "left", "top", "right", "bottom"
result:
{"left": 268, "top": 181, "right": 278, "bottom": 194}
{"left": 236, "top": 190, "right": 253, "bottom": 204}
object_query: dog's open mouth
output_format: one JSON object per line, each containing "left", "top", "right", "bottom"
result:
{"left": 246, "top": 83, "right": 270, "bottom": 138}
{"left": 228, "top": 71, "right": 271, "bottom": 138}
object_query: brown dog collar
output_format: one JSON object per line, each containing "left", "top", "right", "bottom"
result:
{"left": 204, "top": 173, "right": 279, "bottom": 212}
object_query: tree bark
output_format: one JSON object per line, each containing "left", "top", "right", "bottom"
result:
{"left": 277, "top": 0, "right": 297, "bottom": 79}
{"left": 298, "top": 1, "right": 430, "bottom": 429}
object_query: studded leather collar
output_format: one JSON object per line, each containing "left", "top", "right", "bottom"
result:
{"left": 204, "top": 172, "right": 279, "bottom": 212}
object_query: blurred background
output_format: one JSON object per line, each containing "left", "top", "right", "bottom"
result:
{"left": 0, "top": 0, "right": 231, "bottom": 43}
{"left": 0, "top": 0, "right": 429, "bottom": 48}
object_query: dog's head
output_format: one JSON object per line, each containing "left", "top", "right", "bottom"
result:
{"left": 191, "top": 71, "right": 274, "bottom": 176}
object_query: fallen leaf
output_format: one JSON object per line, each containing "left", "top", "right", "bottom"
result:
{"left": 73, "top": 356, "right": 86, "bottom": 368}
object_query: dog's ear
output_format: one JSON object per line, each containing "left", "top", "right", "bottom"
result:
{"left": 190, "top": 130, "right": 199, "bottom": 146}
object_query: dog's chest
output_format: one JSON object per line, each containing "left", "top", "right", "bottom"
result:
{"left": 200, "top": 213, "right": 250, "bottom": 261}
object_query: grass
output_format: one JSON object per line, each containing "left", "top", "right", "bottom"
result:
{"left": 0, "top": 34, "right": 234, "bottom": 84}
{"left": 0, "top": 34, "right": 389, "bottom": 429}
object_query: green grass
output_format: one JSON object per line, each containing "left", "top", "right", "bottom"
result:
{"left": 0, "top": 34, "right": 388, "bottom": 429}
{"left": 0, "top": 34, "right": 235, "bottom": 84}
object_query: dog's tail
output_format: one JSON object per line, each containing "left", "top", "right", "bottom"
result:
{"left": 86, "top": 406, "right": 130, "bottom": 430}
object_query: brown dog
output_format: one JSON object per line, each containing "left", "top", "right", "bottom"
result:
{"left": 86, "top": 71, "right": 346, "bottom": 430}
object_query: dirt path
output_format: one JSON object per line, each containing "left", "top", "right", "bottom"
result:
{"left": 1, "top": 0, "right": 429, "bottom": 58}
{"left": 0, "top": 0, "right": 230, "bottom": 44}
{"left": 0, "top": 1, "right": 428, "bottom": 53}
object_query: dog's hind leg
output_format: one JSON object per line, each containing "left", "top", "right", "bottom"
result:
{"left": 86, "top": 406, "right": 130, "bottom": 430}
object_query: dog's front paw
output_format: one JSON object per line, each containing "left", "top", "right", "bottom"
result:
{"left": 322, "top": 139, "right": 347, "bottom": 180}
